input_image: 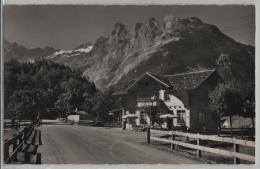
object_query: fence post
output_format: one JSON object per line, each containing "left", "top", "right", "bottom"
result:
{"left": 217, "top": 127, "right": 220, "bottom": 136}
{"left": 39, "top": 131, "right": 42, "bottom": 145}
{"left": 196, "top": 134, "right": 201, "bottom": 158}
{"left": 11, "top": 119, "right": 15, "bottom": 128}
{"left": 13, "top": 139, "right": 18, "bottom": 161}
{"left": 251, "top": 128, "right": 255, "bottom": 140}
{"left": 230, "top": 128, "right": 233, "bottom": 137}
{"left": 233, "top": 142, "right": 240, "bottom": 164}
{"left": 24, "top": 152, "right": 30, "bottom": 164}
{"left": 4, "top": 144, "right": 9, "bottom": 161}
{"left": 171, "top": 132, "right": 176, "bottom": 150}
{"left": 24, "top": 127, "right": 29, "bottom": 139}
{"left": 241, "top": 128, "right": 244, "bottom": 139}
{"left": 19, "top": 134, "right": 23, "bottom": 145}
{"left": 36, "top": 153, "right": 42, "bottom": 164}
{"left": 147, "top": 126, "right": 150, "bottom": 144}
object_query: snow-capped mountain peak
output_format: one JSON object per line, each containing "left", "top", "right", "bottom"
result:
{"left": 74, "top": 45, "right": 93, "bottom": 53}
{"left": 46, "top": 50, "right": 72, "bottom": 59}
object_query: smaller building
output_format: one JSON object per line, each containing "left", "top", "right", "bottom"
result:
{"left": 67, "top": 113, "right": 80, "bottom": 123}
{"left": 67, "top": 109, "right": 88, "bottom": 124}
{"left": 112, "top": 69, "right": 222, "bottom": 132}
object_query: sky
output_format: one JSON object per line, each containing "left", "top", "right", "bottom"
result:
{"left": 4, "top": 5, "right": 255, "bottom": 50}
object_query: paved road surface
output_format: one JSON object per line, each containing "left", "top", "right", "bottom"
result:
{"left": 38, "top": 124, "right": 202, "bottom": 164}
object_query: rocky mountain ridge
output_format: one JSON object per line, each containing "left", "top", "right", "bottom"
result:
{"left": 4, "top": 16, "right": 255, "bottom": 89}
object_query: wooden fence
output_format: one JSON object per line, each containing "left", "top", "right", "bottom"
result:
{"left": 4, "top": 124, "right": 36, "bottom": 164}
{"left": 218, "top": 127, "right": 255, "bottom": 139}
{"left": 4, "top": 120, "right": 33, "bottom": 129}
{"left": 147, "top": 128, "right": 255, "bottom": 164}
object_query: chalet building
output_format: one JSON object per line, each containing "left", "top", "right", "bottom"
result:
{"left": 112, "top": 70, "right": 223, "bottom": 132}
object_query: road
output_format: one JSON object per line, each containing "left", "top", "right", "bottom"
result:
{"left": 38, "top": 123, "right": 202, "bottom": 164}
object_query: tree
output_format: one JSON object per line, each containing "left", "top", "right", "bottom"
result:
{"left": 5, "top": 60, "right": 97, "bottom": 120}
{"left": 90, "top": 89, "right": 115, "bottom": 124}
{"left": 212, "top": 53, "right": 256, "bottom": 130}
{"left": 216, "top": 53, "right": 232, "bottom": 82}
{"left": 241, "top": 83, "right": 255, "bottom": 128}
{"left": 4, "top": 60, "right": 117, "bottom": 123}
{"left": 7, "top": 88, "right": 48, "bottom": 121}
{"left": 209, "top": 81, "right": 244, "bottom": 129}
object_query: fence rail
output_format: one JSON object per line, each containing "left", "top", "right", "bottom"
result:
{"left": 4, "top": 124, "right": 34, "bottom": 164}
{"left": 218, "top": 127, "right": 255, "bottom": 139}
{"left": 147, "top": 128, "right": 255, "bottom": 164}
{"left": 4, "top": 120, "right": 33, "bottom": 129}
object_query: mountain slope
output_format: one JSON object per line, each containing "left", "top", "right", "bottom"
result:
{"left": 3, "top": 39, "right": 58, "bottom": 62}
{"left": 4, "top": 16, "right": 255, "bottom": 89}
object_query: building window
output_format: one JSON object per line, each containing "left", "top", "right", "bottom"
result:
{"left": 129, "top": 111, "right": 134, "bottom": 114}
{"left": 159, "top": 110, "right": 164, "bottom": 115}
{"left": 177, "top": 110, "right": 186, "bottom": 125}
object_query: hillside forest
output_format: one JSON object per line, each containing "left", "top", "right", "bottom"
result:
{"left": 4, "top": 58, "right": 255, "bottom": 128}
{"left": 4, "top": 59, "right": 115, "bottom": 123}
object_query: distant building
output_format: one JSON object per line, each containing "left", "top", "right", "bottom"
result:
{"left": 67, "top": 109, "right": 88, "bottom": 124}
{"left": 112, "top": 70, "right": 223, "bottom": 132}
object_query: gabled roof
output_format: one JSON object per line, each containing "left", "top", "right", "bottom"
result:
{"left": 165, "top": 69, "right": 216, "bottom": 90}
{"left": 145, "top": 72, "right": 171, "bottom": 88}
{"left": 112, "top": 72, "right": 170, "bottom": 96}
{"left": 112, "top": 80, "right": 136, "bottom": 96}
{"left": 124, "top": 72, "right": 171, "bottom": 92}
{"left": 125, "top": 79, "right": 137, "bottom": 90}
{"left": 148, "top": 72, "right": 171, "bottom": 87}
{"left": 112, "top": 69, "right": 217, "bottom": 95}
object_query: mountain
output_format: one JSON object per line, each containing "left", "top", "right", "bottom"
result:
{"left": 3, "top": 39, "right": 58, "bottom": 62}
{"left": 4, "top": 16, "right": 255, "bottom": 89}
